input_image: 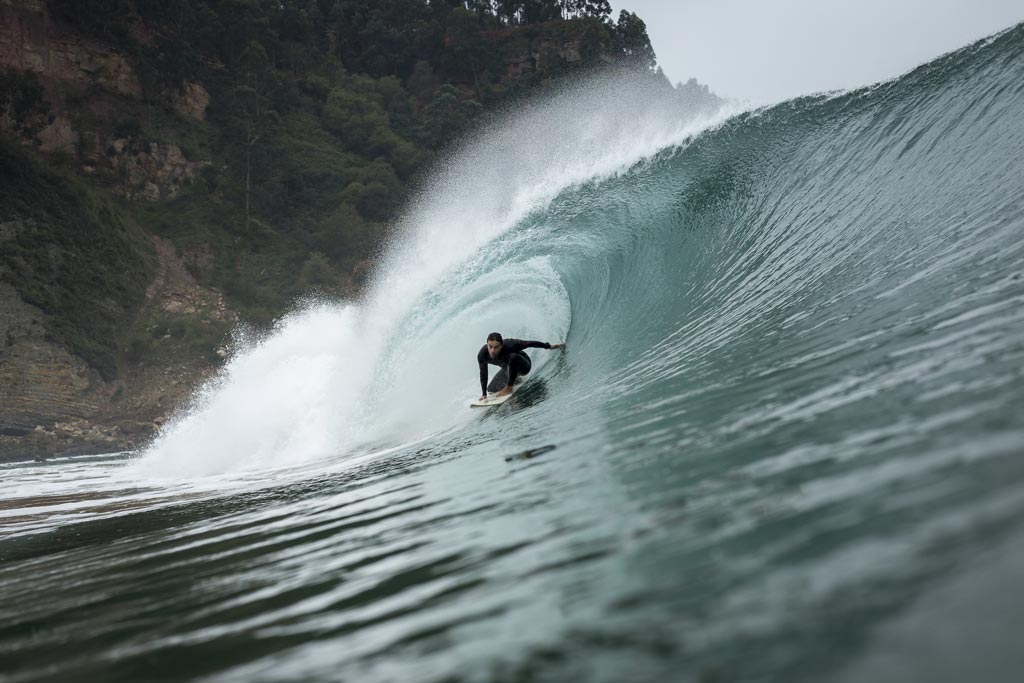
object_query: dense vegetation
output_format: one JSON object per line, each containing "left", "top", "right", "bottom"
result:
{"left": 0, "top": 139, "right": 155, "bottom": 379}
{"left": 2, "top": 0, "right": 660, "bottom": 381}
{"left": 75, "top": 2, "right": 654, "bottom": 307}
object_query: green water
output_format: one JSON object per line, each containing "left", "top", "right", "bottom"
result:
{"left": 2, "top": 25, "right": 1024, "bottom": 683}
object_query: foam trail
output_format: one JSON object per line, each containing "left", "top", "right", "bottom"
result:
{"left": 136, "top": 304, "right": 367, "bottom": 477}
{"left": 7, "top": 26, "right": 1024, "bottom": 683}
{"left": 132, "top": 70, "right": 735, "bottom": 478}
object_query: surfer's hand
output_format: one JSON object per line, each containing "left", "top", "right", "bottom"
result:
{"left": 551, "top": 342, "right": 565, "bottom": 350}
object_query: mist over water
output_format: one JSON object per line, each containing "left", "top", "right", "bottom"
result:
{"left": 3, "top": 25, "right": 1024, "bottom": 683}
{"left": 134, "top": 72, "right": 735, "bottom": 479}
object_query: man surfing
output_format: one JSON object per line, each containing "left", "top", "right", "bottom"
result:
{"left": 477, "top": 332, "right": 565, "bottom": 402}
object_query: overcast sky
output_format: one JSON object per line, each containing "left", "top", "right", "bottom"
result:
{"left": 611, "top": 0, "right": 1024, "bottom": 104}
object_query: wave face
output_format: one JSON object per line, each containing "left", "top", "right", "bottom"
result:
{"left": 3, "top": 25, "right": 1024, "bottom": 683}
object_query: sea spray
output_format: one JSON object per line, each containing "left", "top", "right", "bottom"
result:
{"left": 134, "top": 69, "right": 734, "bottom": 477}
{"left": 4, "top": 25, "right": 1024, "bottom": 683}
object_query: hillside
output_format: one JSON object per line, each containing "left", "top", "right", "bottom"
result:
{"left": 0, "top": 0, "right": 709, "bottom": 460}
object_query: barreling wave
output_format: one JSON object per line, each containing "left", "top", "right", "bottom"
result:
{"left": 131, "top": 65, "right": 741, "bottom": 476}
{"left": 5, "top": 22, "right": 1022, "bottom": 683}
{"left": 135, "top": 24, "right": 1024, "bottom": 484}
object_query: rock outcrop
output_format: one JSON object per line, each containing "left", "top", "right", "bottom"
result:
{"left": 0, "top": 1, "right": 142, "bottom": 97}
{"left": 81, "top": 137, "right": 208, "bottom": 200}
{"left": 0, "top": 237, "right": 232, "bottom": 462}
{"left": 146, "top": 236, "right": 236, "bottom": 322}
{"left": 171, "top": 81, "right": 209, "bottom": 121}
{"left": 1, "top": 1, "right": 209, "bottom": 198}
{"left": 505, "top": 38, "right": 582, "bottom": 81}
{"left": 0, "top": 280, "right": 108, "bottom": 459}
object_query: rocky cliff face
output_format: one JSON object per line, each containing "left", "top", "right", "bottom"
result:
{"left": 0, "top": 1, "right": 230, "bottom": 460}
{"left": 504, "top": 37, "right": 583, "bottom": 80}
{"left": 0, "top": 1, "right": 646, "bottom": 462}
{"left": 82, "top": 137, "right": 209, "bottom": 200}
{"left": 171, "top": 81, "right": 209, "bottom": 122}
{"left": 0, "top": 278, "right": 119, "bottom": 458}
{"left": 1, "top": 0, "right": 209, "bottom": 197}
{"left": 0, "top": 230, "right": 231, "bottom": 461}
{"left": 0, "top": 0, "right": 142, "bottom": 97}
{"left": 0, "top": 278, "right": 98, "bottom": 430}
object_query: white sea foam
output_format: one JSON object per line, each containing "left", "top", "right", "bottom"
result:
{"left": 131, "top": 71, "right": 736, "bottom": 478}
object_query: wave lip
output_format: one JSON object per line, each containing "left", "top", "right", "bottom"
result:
{"left": 133, "top": 69, "right": 736, "bottom": 479}
{"left": 4, "top": 23, "right": 1024, "bottom": 683}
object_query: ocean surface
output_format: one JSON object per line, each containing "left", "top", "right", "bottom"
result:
{"left": 3, "top": 24, "right": 1024, "bottom": 683}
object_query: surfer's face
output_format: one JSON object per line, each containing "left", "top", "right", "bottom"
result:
{"left": 487, "top": 340, "right": 502, "bottom": 358}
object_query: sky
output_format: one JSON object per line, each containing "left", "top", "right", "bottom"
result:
{"left": 611, "top": 0, "right": 1024, "bottom": 104}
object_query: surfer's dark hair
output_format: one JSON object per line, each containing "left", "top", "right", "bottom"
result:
{"left": 487, "top": 332, "right": 503, "bottom": 343}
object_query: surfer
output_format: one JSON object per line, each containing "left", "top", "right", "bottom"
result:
{"left": 478, "top": 332, "right": 564, "bottom": 401}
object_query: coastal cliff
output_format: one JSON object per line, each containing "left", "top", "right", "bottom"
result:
{"left": 0, "top": 0, "right": 708, "bottom": 461}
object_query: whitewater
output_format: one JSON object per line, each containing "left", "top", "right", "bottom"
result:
{"left": 2, "top": 24, "right": 1024, "bottom": 683}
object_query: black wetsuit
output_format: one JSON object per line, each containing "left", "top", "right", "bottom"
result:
{"left": 478, "top": 339, "right": 551, "bottom": 396}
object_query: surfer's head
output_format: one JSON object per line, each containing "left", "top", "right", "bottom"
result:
{"left": 486, "top": 332, "right": 503, "bottom": 358}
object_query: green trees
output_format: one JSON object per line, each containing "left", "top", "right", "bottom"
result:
{"left": 614, "top": 11, "right": 656, "bottom": 70}
{"left": 491, "top": 0, "right": 611, "bottom": 24}
{"left": 0, "top": 141, "right": 155, "bottom": 380}
{"left": 325, "top": 0, "right": 440, "bottom": 78}
{"left": 422, "top": 85, "right": 483, "bottom": 145}
{"left": 21, "top": 0, "right": 658, "bottom": 324}
{"left": 230, "top": 41, "right": 280, "bottom": 231}
{"left": 0, "top": 70, "right": 46, "bottom": 138}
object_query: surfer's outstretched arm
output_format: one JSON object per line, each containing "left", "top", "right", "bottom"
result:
{"left": 522, "top": 341, "right": 565, "bottom": 350}
{"left": 477, "top": 346, "right": 489, "bottom": 398}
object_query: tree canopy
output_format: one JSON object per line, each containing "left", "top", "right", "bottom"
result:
{"left": 22, "top": 0, "right": 658, "bottom": 328}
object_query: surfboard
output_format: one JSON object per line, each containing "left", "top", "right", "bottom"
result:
{"left": 472, "top": 364, "right": 522, "bottom": 407}
{"left": 470, "top": 390, "right": 514, "bottom": 408}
